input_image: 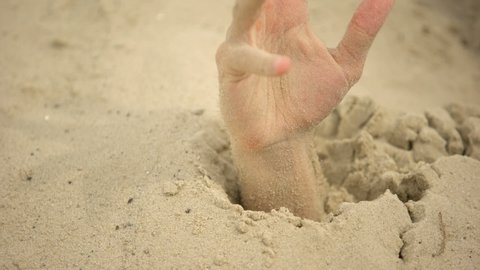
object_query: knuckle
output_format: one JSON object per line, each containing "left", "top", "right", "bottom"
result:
{"left": 215, "top": 43, "right": 229, "bottom": 64}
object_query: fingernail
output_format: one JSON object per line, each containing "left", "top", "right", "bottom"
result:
{"left": 274, "top": 57, "right": 291, "bottom": 75}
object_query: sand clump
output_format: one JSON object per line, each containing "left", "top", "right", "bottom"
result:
{"left": 307, "top": 96, "right": 478, "bottom": 212}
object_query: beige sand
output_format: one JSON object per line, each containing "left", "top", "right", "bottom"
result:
{"left": 1, "top": 0, "right": 479, "bottom": 269}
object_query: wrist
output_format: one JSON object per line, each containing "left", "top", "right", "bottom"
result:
{"left": 229, "top": 129, "right": 323, "bottom": 220}
{"left": 230, "top": 130, "right": 314, "bottom": 154}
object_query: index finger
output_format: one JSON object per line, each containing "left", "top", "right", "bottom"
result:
{"left": 228, "top": 0, "right": 267, "bottom": 40}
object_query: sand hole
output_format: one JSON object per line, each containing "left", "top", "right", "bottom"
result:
{"left": 193, "top": 120, "right": 241, "bottom": 205}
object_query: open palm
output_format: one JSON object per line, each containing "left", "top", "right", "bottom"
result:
{"left": 216, "top": 0, "right": 394, "bottom": 150}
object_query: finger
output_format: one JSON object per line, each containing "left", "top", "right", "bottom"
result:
{"left": 226, "top": 45, "right": 291, "bottom": 76}
{"left": 229, "top": 0, "right": 267, "bottom": 39}
{"left": 337, "top": 0, "right": 395, "bottom": 64}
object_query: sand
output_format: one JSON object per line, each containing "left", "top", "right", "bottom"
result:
{"left": 1, "top": 0, "right": 480, "bottom": 269}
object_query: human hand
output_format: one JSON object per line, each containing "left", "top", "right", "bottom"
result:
{"left": 216, "top": 0, "right": 395, "bottom": 219}
{"left": 216, "top": 0, "right": 395, "bottom": 151}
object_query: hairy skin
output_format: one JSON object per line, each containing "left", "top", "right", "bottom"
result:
{"left": 216, "top": 0, "right": 395, "bottom": 220}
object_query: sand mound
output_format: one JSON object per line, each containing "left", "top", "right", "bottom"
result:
{"left": 182, "top": 96, "right": 480, "bottom": 269}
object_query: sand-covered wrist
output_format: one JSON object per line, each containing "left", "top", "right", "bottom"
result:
{"left": 229, "top": 130, "right": 324, "bottom": 220}
{"left": 229, "top": 131, "right": 314, "bottom": 155}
